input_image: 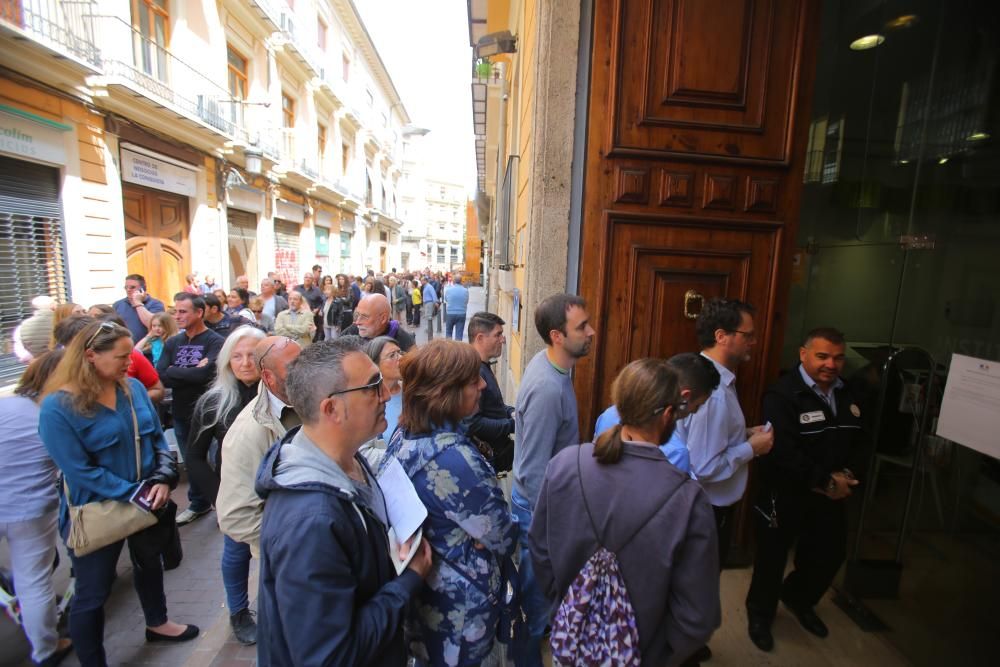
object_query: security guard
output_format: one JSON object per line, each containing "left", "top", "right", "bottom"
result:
{"left": 745, "top": 327, "right": 864, "bottom": 652}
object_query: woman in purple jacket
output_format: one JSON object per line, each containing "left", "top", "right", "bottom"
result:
{"left": 529, "top": 358, "right": 722, "bottom": 666}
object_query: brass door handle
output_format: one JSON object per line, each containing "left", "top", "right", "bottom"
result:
{"left": 684, "top": 290, "right": 703, "bottom": 319}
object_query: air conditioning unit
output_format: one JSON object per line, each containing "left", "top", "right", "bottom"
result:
{"left": 280, "top": 13, "right": 295, "bottom": 39}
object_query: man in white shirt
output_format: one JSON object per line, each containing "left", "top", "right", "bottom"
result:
{"left": 666, "top": 298, "right": 773, "bottom": 662}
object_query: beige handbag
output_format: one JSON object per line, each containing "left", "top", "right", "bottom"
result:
{"left": 64, "top": 392, "right": 158, "bottom": 556}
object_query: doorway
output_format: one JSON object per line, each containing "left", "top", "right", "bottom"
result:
{"left": 122, "top": 183, "right": 190, "bottom": 302}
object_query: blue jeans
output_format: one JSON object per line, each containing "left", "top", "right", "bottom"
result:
{"left": 510, "top": 488, "right": 549, "bottom": 667}
{"left": 221, "top": 535, "right": 251, "bottom": 614}
{"left": 172, "top": 414, "right": 211, "bottom": 512}
{"left": 69, "top": 535, "right": 168, "bottom": 667}
{"left": 446, "top": 313, "right": 467, "bottom": 340}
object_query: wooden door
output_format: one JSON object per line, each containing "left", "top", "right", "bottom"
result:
{"left": 577, "top": 0, "right": 821, "bottom": 434}
{"left": 123, "top": 184, "right": 190, "bottom": 302}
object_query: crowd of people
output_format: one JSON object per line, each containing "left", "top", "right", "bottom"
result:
{"left": 1, "top": 267, "right": 865, "bottom": 667}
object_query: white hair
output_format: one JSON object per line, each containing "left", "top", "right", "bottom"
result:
{"left": 192, "top": 325, "right": 266, "bottom": 438}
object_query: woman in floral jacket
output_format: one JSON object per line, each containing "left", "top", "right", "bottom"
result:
{"left": 382, "top": 339, "right": 515, "bottom": 667}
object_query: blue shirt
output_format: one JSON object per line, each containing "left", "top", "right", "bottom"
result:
{"left": 114, "top": 295, "right": 165, "bottom": 341}
{"left": 0, "top": 396, "right": 58, "bottom": 522}
{"left": 443, "top": 283, "right": 469, "bottom": 314}
{"left": 381, "top": 391, "right": 402, "bottom": 442}
{"left": 593, "top": 405, "right": 692, "bottom": 474}
{"left": 422, "top": 283, "right": 438, "bottom": 304}
{"left": 798, "top": 364, "right": 843, "bottom": 416}
{"left": 39, "top": 378, "right": 171, "bottom": 532}
{"left": 668, "top": 353, "right": 754, "bottom": 506}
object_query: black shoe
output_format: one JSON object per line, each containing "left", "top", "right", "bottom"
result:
{"left": 782, "top": 600, "right": 828, "bottom": 638}
{"left": 748, "top": 617, "right": 774, "bottom": 652}
{"left": 36, "top": 643, "right": 73, "bottom": 667}
{"left": 145, "top": 624, "right": 200, "bottom": 642}
{"left": 230, "top": 608, "right": 257, "bottom": 646}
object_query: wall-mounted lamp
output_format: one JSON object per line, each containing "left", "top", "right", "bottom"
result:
{"left": 245, "top": 148, "right": 263, "bottom": 175}
{"left": 401, "top": 125, "right": 431, "bottom": 137}
{"left": 475, "top": 31, "right": 517, "bottom": 58}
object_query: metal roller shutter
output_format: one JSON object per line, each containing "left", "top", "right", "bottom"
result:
{"left": 0, "top": 155, "right": 69, "bottom": 386}
{"left": 274, "top": 219, "right": 300, "bottom": 288}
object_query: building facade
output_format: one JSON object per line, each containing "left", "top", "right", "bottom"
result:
{"left": 423, "top": 177, "right": 466, "bottom": 273}
{"left": 470, "top": 1, "right": 1000, "bottom": 665}
{"left": 0, "top": 0, "right": 412, "bottom": 383}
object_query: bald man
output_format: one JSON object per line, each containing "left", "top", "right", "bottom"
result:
{"left": 339, "top": 293, "right": 416, "bottom": 351}
{"left": 217, "top": 336, "right": 303, "bottom": 558}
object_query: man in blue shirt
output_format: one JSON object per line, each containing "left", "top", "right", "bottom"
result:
{"left": 443, "top": 278, "right": 470, "bottom": 340}
{"left": 113, "top": 274, "right": 165, "bottom": 342}
{"left": 420, "top": 276, "right": 438, "bottom": 341}
{"left": 593, "top": 352, "right": 720, "bottom": 474}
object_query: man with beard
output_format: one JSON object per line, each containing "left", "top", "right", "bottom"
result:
{"left": 510, "top": 293, "right": 595, "bottom": 667}
{"left": 339, "top": 294, "right": 415, "bottom": 352}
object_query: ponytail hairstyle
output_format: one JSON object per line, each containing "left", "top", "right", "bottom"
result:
{"left": 593, "top": 358, "right": 681, "bottom": 465}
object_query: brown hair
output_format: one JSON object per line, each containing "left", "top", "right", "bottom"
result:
{"left": 42, "top": 320, "right": 134, "bottom": 416}
{"left": 594, "top": 358, "right": 680, "bottom": 464}
{"left": 398, "top": 339, "right": 481, "bottom": 435}
{"left": 51, "top": 303, "right": 82, "bottom": 348}
{"left": 151, "top": 311, "right": 178, "bottom": 338}
{"left": 15, "top": 349, "right": 65, "bottom": 401}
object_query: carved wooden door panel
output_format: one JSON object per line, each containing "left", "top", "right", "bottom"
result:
{"left": 577, "top": 0, "right": 821, "bottom": 436}
{"left": 123, "top": 184, "right": 190, "bottom": 302}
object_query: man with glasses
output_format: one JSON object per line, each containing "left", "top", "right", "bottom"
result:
{"left": 114, "top": 273, "right": 165, "bottom": 342}
{"left": 255, "top": 338, "right": 432, "bottom": 666}
{"left": 593, "top": 352, "right": 722, "bottom": 475}
{"left": 339, "top": 294, "right": 415, "bottom": 352}
{"left": 156, "top": 293, "right": 225, "bottom": 525}
{"left": 667, "top": 298, "right": 774, "bottom": 664}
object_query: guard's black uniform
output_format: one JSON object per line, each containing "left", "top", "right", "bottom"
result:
{"left": 745, "top": 366, "right": 865, "bottom": 621}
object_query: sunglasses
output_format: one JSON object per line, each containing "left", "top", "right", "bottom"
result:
{"left": 327, "top": 372, "right": 384, "bottom": 399}
{"left": 85, "top": 321, "right": 116, "bottom": 349}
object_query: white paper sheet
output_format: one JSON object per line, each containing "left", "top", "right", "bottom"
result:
{"left": 936, "top": 354, "right": 1000, "bottom": 460}
{"left": 378, "top": 456, "right": 428, "bottom": 543}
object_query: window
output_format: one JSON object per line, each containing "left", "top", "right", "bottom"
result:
{"left": 281, "top": 93, "right": 295, "bottom": 128}
{"left": 317, "top": 123, "right": 327, "bottom": 167}
{"left": 227, "top": 44, "right": 248, "bottom": 125}
{"left": 317, "top": 18, "right": 327, "bottom": 51}
{"left": 342, "top": 52, "right": 350, "bottom": 81}
{"left": 437, "top": 247, "right": 445, "bottom": 263}
{"left": 342, "top": 142, "right": 351, "bottom": 175}
{"left": 450, "top": 246, "right": 459, "bottom": 264}
{"left": 132, "top": 0, "right": 169, "bottom": 81}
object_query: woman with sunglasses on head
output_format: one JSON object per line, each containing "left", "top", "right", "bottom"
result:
{"left": 186, "top": 324, "right": 266, "bottom": 646}
{"left": 380, "top": 339, "right": 515, "bottom": 667}
{"left": 38, "top": 321, "right": 197, "bottom": 667}
{"left": 529, "top": 358, "right": 721, "bottom": 667}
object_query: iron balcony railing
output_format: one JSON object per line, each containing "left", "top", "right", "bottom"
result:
{"left": 96, "top": 15, "right": 241, "bottom": 139}
{"left": 0, "top": 0, "right": 100, "bottom": 67}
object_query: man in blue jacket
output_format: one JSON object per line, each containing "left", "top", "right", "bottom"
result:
{"left": 255, "top": 338, "right": 432, "bottom": 666}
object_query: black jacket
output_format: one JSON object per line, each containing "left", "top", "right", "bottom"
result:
{"left": 187, "top": 381, "right": 258, "bottom": 505}
{"left": 759, "top": 367, "right": 866, "bottom": 495}
{"left": 340, "top": 322, "right": 416, "bottom": 352}
{"left": 463, "top": 361, "right": 514, "bottom": 451}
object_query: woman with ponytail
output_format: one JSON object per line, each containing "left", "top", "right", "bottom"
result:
{"left": 528, "top": 358, "right": 722, "bottom": 666}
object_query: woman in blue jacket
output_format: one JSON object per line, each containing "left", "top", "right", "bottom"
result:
{"left": 39, "top": 320, "right": 198, "bottom": 667}
{"left": 382, "top": 339, "right": 516, "bottom": 667}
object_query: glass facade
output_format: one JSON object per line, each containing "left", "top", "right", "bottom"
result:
{"left": 786, "top": 1, "right": 1000, "bottom": 664}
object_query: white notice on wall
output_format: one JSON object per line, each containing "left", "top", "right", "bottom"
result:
{"left": 936, "top": 354, "right": 1000, "bottom": 460}
{"left": 121, "top": 148, "right": 197, "bottom": 197}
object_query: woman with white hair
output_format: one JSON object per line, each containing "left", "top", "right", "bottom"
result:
{"left": 187, "top": 324, "right": 265, "bottom": 646}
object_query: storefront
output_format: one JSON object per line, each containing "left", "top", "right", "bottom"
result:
{"left": 0, "top": 106, "right": 72, "bottom": 385}
{"left": 273, "top": 197, "right": 304, "bottom": 289}
{"left": 783, "top": 2, "right": 1000, "bottom": 664}
{"left": 225, "top": 181, "right": 266, "bottom": 290}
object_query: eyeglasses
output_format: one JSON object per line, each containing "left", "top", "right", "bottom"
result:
{"left": 257, "top": 337, "right": 295, "bottom": 371}
{"left": 353, "top": 311, "right": 371, "bottom": 323}
{"left": 382, "top": 350, "right": 404, "bottom": 361}
{"left": 327, "top": 372, "right": 384, "bottom": 399}
{"left": 727, "top": 329, "right": 757, "bottom": 342}
{"left": 85, "top": 321, "right": 116, "bottom": 349}
{"left": 653, "top": 399, "right": 688, "bottom": 417}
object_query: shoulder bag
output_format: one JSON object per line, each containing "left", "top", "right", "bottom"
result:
{"left": 64, "top": 390, "right": 158, "bottom": 556}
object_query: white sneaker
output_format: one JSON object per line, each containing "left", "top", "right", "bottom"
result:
{"left": 175, "top": 508, "right": 211, "bottom": 525}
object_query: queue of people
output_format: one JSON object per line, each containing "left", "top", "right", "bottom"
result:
{"left": 2, "top": 264, "right": 865, "bottom": 667}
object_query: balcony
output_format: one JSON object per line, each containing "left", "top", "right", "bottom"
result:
{"left": 273, "top": 9, "right": 322, "bottom": 81}
{"left": 247, "top": 0, "right": 282, "bottom": 32}
{"left": 94, "top": 15, "right": 241, "bottom": 146}
{"left": 0, "top": 0, "right": 100, "bottom": 74}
